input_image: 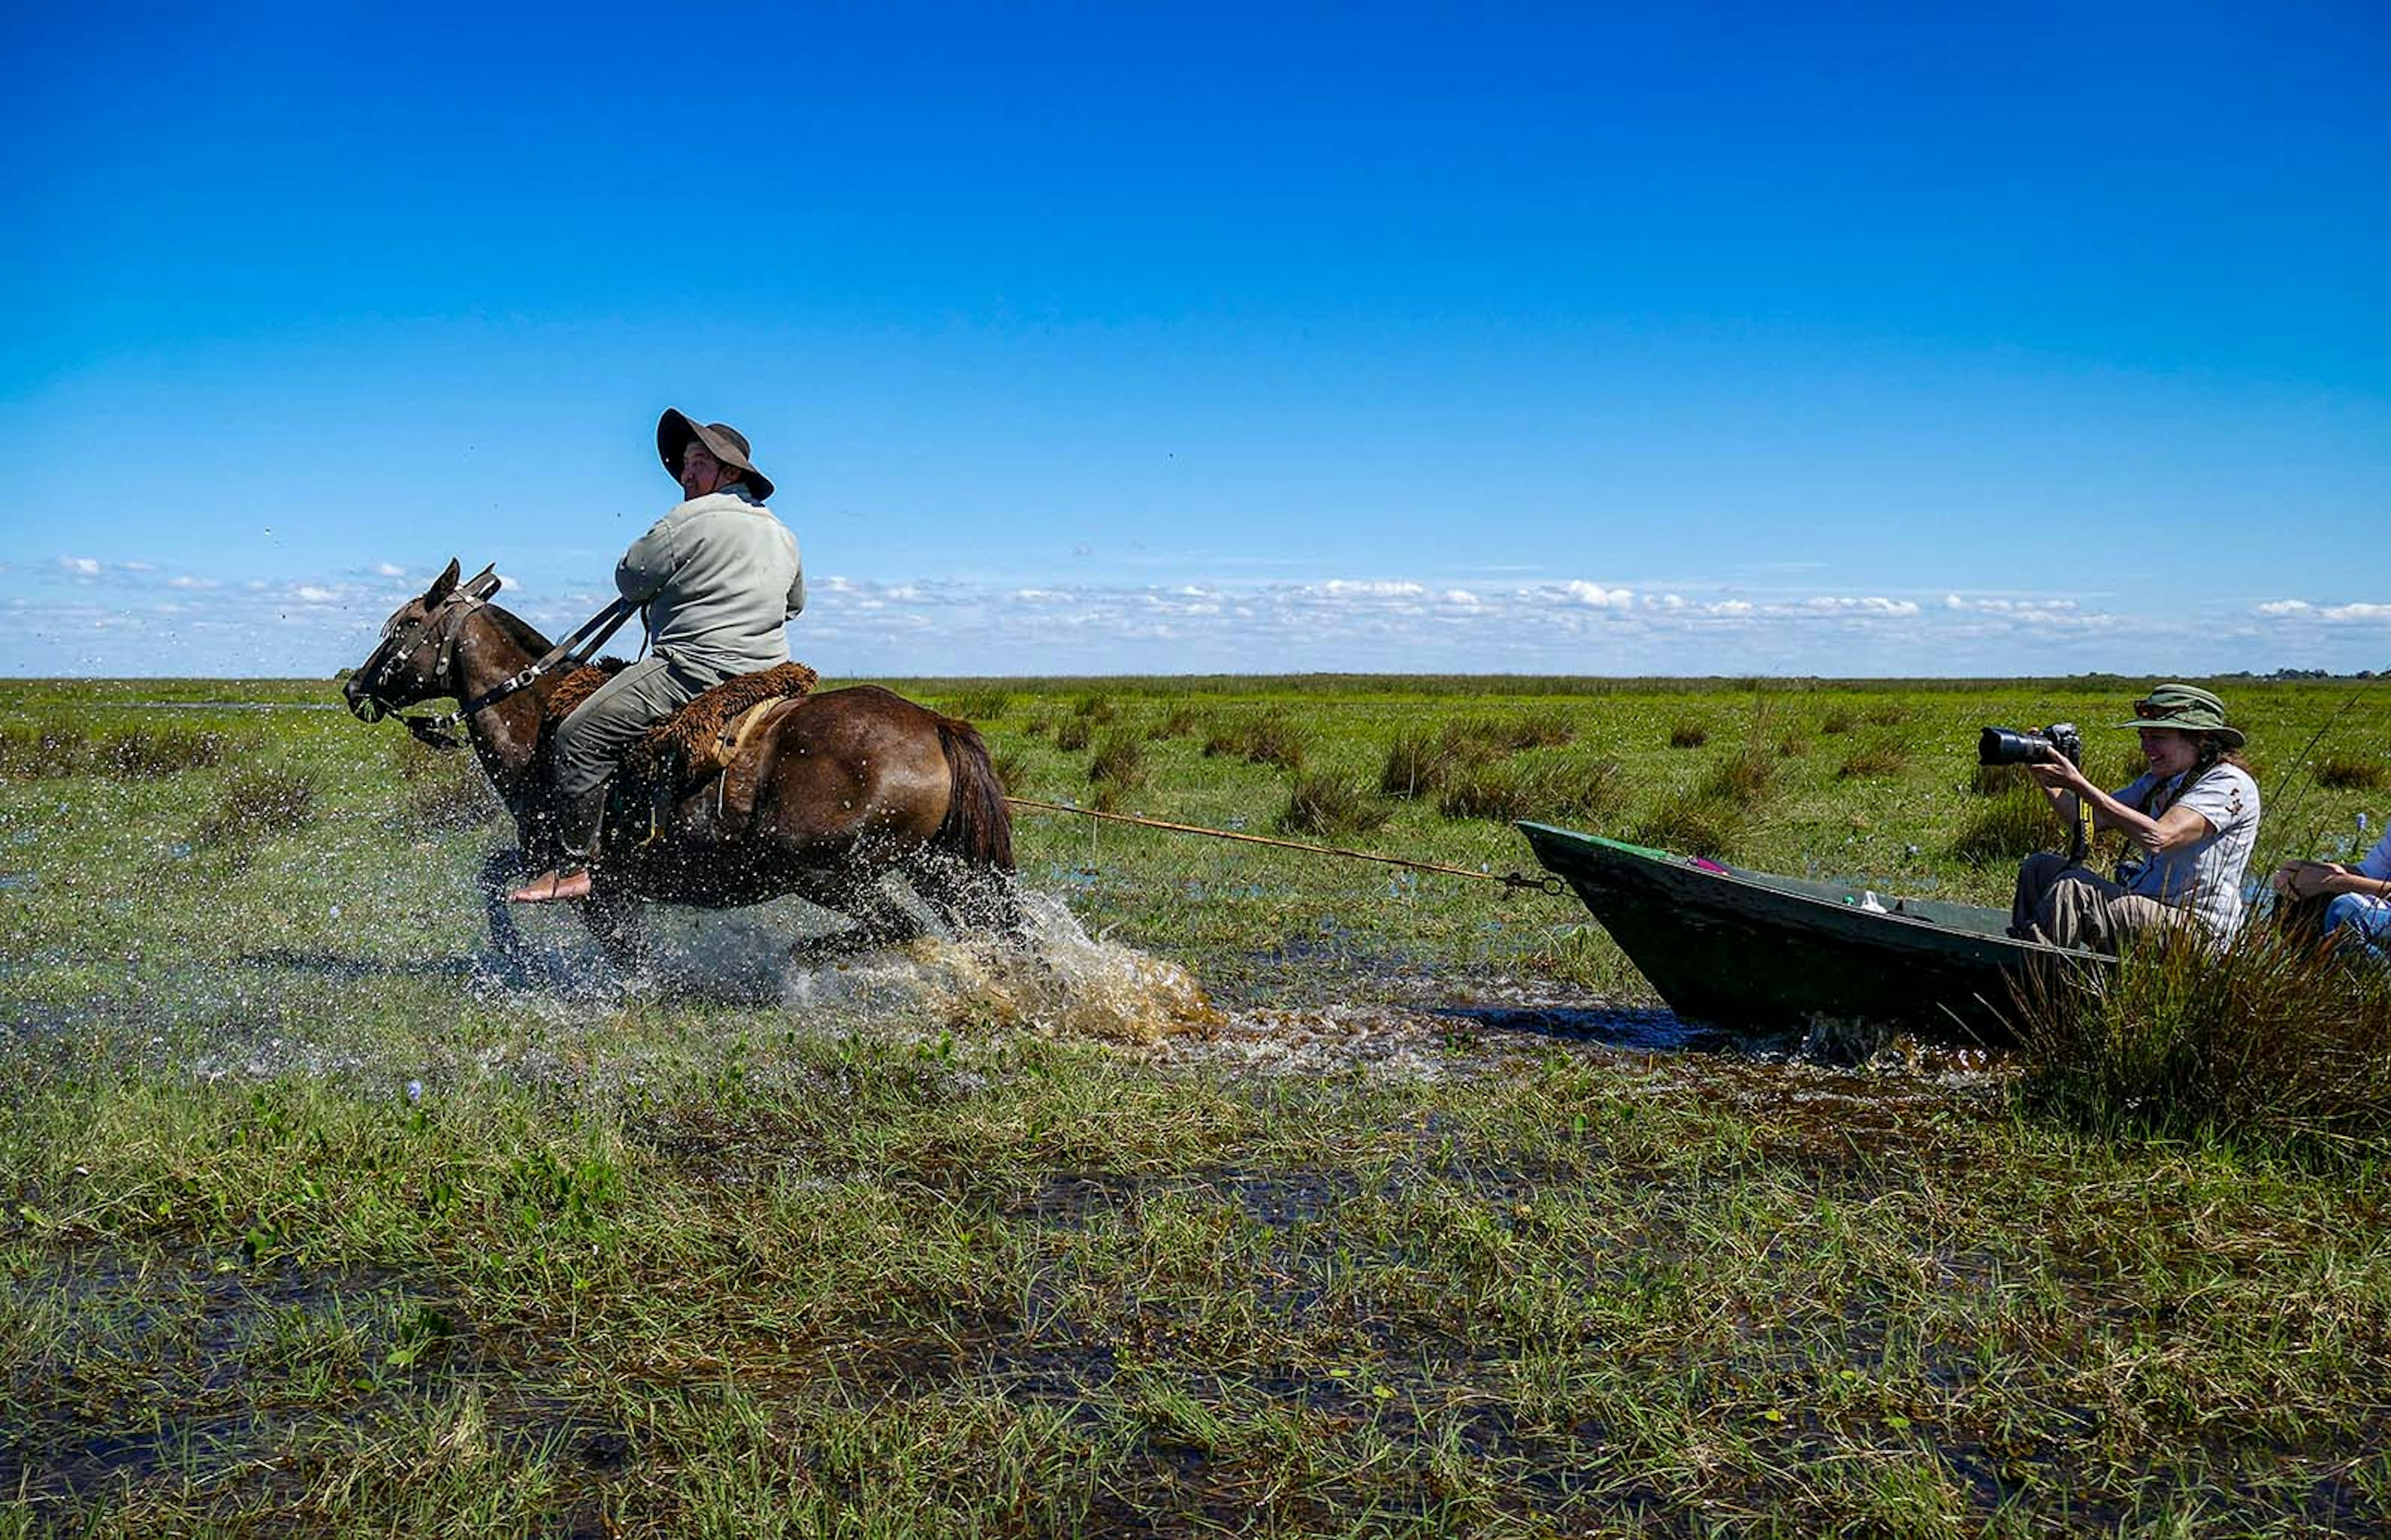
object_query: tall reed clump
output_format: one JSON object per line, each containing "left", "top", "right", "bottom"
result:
{"left": 193, "top": 766, "right": 319, "bottom": 866}
{"left": 1631, "top": 786, "right": 1744, "bottom": 859}
{"left": 1951, "top": 785, "right": 2056, "bottom": 864}
{"left": 1436, "top": 756, "right": 1625, "bottom": 824}
{"left": 1837, "top": 739, "right": 1911, "bottom": 780}
{"left": 942, "top": 688, "right": 1012, "bottom": 723}
{"left": 1699, "top": 742, "right": 1776, "bottom": 809}
{"left": 1667, "top": 721, "right": 1709, "bottom": 749}
{"left": 1088, "top": 728, "right": 1146, "bottom": 810}
{"left": 1379, "top": 721, "right": 1494, "bottom": 799}
{"left": 2317, "top": 753, "right": 2389, "bottom": 791}
{"left": 1054, "top": 716, "right": 1093, "bottom": 753}
{"left": 1379, "top": 714, "right": 1572, "bottom": 801}
{"left": 2013, "top": 923, "right": 2391, "bottom": 1164}
{"left": 1203, "top": 708, "right": 1307, "bottom": 770}
{"left": 395, "top": 738, "right": 501, "bottom": 832}
{"left": 1280, "top": 772, "right": 1391, "bottom": 837}
{"left": 0, "top": 721, "right": 230, "bottom": 780}
{"left": 1147, "top": 703, "right": 1202, "bottom": 741}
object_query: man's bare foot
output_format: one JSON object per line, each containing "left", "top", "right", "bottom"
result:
{"left": 507, "top": 868, "right": 593, "bottom": 903}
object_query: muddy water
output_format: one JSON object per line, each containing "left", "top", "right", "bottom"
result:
{"left": 4, "top": 873, "right": 2007, "bottom": 1091}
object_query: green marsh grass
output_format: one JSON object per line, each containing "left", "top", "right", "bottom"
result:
{"left": 4, "top": 674, "right": 2389, "bottom": 1534}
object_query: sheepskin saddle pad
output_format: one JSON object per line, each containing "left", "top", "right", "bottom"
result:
{"left": 544, "top": 659, "right": 821, "bottom": 787}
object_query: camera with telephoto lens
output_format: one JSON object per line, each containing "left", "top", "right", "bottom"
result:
{"left": 1978, "top": 722, "right": 2082, "bottom": 768}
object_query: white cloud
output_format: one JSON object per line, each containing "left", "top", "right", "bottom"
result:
{"left": 61, "top": 556, "right": 101, "bottom": 577}
{"left": 293, "top": 585, "right": 339, "bottom": 603}
{"left": 1562, "top": 580, "right": 1636, "bottom": 608}
{"left": 2252, "top": 598, "right": 2391, "bottom": 624}
{"left": 1785, "top": 596, "right": 1922, "bottom": 617}
{"left": 373, "top": 561, "right": 408, "bottom": 578}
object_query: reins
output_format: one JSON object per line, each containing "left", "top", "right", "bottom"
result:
{"left": 357, "top": 572, "right": 641, "bottom": 749}
{"left": 1001, "top": 795, "right": 1568, "bottom": 894}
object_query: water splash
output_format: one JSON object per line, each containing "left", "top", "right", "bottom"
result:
{"left": 778, "top": 892, "right": 1224, "bottom": 1046}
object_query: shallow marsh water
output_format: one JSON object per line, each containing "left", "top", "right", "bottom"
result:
{"left": 4, "top": 678, "right": 2387, "bottom": 1534}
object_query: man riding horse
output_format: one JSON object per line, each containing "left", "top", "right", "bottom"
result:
{"left": 509, "top": 409, "right": 805, "bottom": 903}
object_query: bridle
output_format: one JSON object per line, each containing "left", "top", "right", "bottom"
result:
{"left": 350, "top": 566, "right": 639, "bottom": 749}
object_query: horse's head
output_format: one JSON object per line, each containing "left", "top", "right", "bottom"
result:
{"left": 344, "top": 558, "right": 502, "bottom": 723}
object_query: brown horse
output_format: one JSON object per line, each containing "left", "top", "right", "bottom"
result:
{"left": 344, "top": 560, "right": 1016, "bottom": 971}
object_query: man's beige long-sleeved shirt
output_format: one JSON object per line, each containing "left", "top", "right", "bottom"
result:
{"left": 615, "top": 485, "right": 804, "bottom": 683}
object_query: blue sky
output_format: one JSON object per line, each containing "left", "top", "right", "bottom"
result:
{"left": 4, "top": 1, "right": 2384, "bottom": 677}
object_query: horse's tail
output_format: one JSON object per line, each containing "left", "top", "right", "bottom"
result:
{"left": 933, "top": 716, "right": 1014, "bottom": 873}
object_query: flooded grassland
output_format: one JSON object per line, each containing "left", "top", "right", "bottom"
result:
{"left": 2, "top": 677, "right": 2387, "bottom": 1536}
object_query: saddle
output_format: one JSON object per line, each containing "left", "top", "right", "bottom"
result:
{"left": 544, "top": 660, "right": 819, "bottom": 836}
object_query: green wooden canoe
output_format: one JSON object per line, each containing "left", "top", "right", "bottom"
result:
{"left": 1517, "top": 821, "right": 2111, "bottom": 1042}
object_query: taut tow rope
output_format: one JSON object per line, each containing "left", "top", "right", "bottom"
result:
{"left": 1001, "top": 796, "right": 1567, "bottom": 894}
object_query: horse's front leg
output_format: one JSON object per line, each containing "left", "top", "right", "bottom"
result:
{"left": 477, "top": 848, "right": 536, "bottom": 972}
{"left": 579, "top": 881, "right": 651, "bottom": 978}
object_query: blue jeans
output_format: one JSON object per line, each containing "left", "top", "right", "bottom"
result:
{"left": 2323, "top": 894, "right": 2391, "bottom": 962}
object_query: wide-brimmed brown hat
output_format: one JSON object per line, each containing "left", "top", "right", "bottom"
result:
{"left": 2118, "top": 682, "right": 2245, "bottom": 750}
{"left": 656, "top": 408, "right": 774, "bottom": 501}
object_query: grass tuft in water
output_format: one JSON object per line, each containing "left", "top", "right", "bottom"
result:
{"left": 1088, "top": 729, "right": 1148, "bottom": 810}
{"left": 1951, "top": 786, "right": 2055, "bottom": 864}
{"left": 0, "top": 721, "right": 232, "bottom": 781}
{"left": 2015, "top": 920, "right": 2391, "bottom": 1163}
{"left": 1279, "top": 772, "right": 1391, "bottom": 837}
{"left": 2317, "top": 753, "right": 2388, "bottom": 791}
{"left": 1202, "top": 708, "right": 1307, "bottom": 770}
{"left": 1631, "top": 786, "right": 1744, "bottom": 858}
{"left": 1700, "top": 741, "right": 1776, "bottom": 808}
{"left": 192, "top": 766, "right": 319, "bottom": 857}
{"left": 1838, "top": 739, "right": 1912, "bottom": 779}
{"left": 940, "top": 687, "right": 1013, "bottom": 722}
{"left": 394, "top": 739, "right": 501, "bottom": 832}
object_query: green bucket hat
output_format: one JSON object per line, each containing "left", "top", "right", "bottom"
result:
{"left": 2118, "top": 683, "right": 2244, "bottom": 749}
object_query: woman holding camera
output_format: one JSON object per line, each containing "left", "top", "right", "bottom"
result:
{"left": 2010, "top": 683, "right": 2261, "bottom": 952}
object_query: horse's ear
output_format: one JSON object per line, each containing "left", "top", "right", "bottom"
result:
{"left": 462, "top": 563, "right": 501, "bottom": 600}
{"left": 426, "top": 558, "right": 461, "bottom": 603}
